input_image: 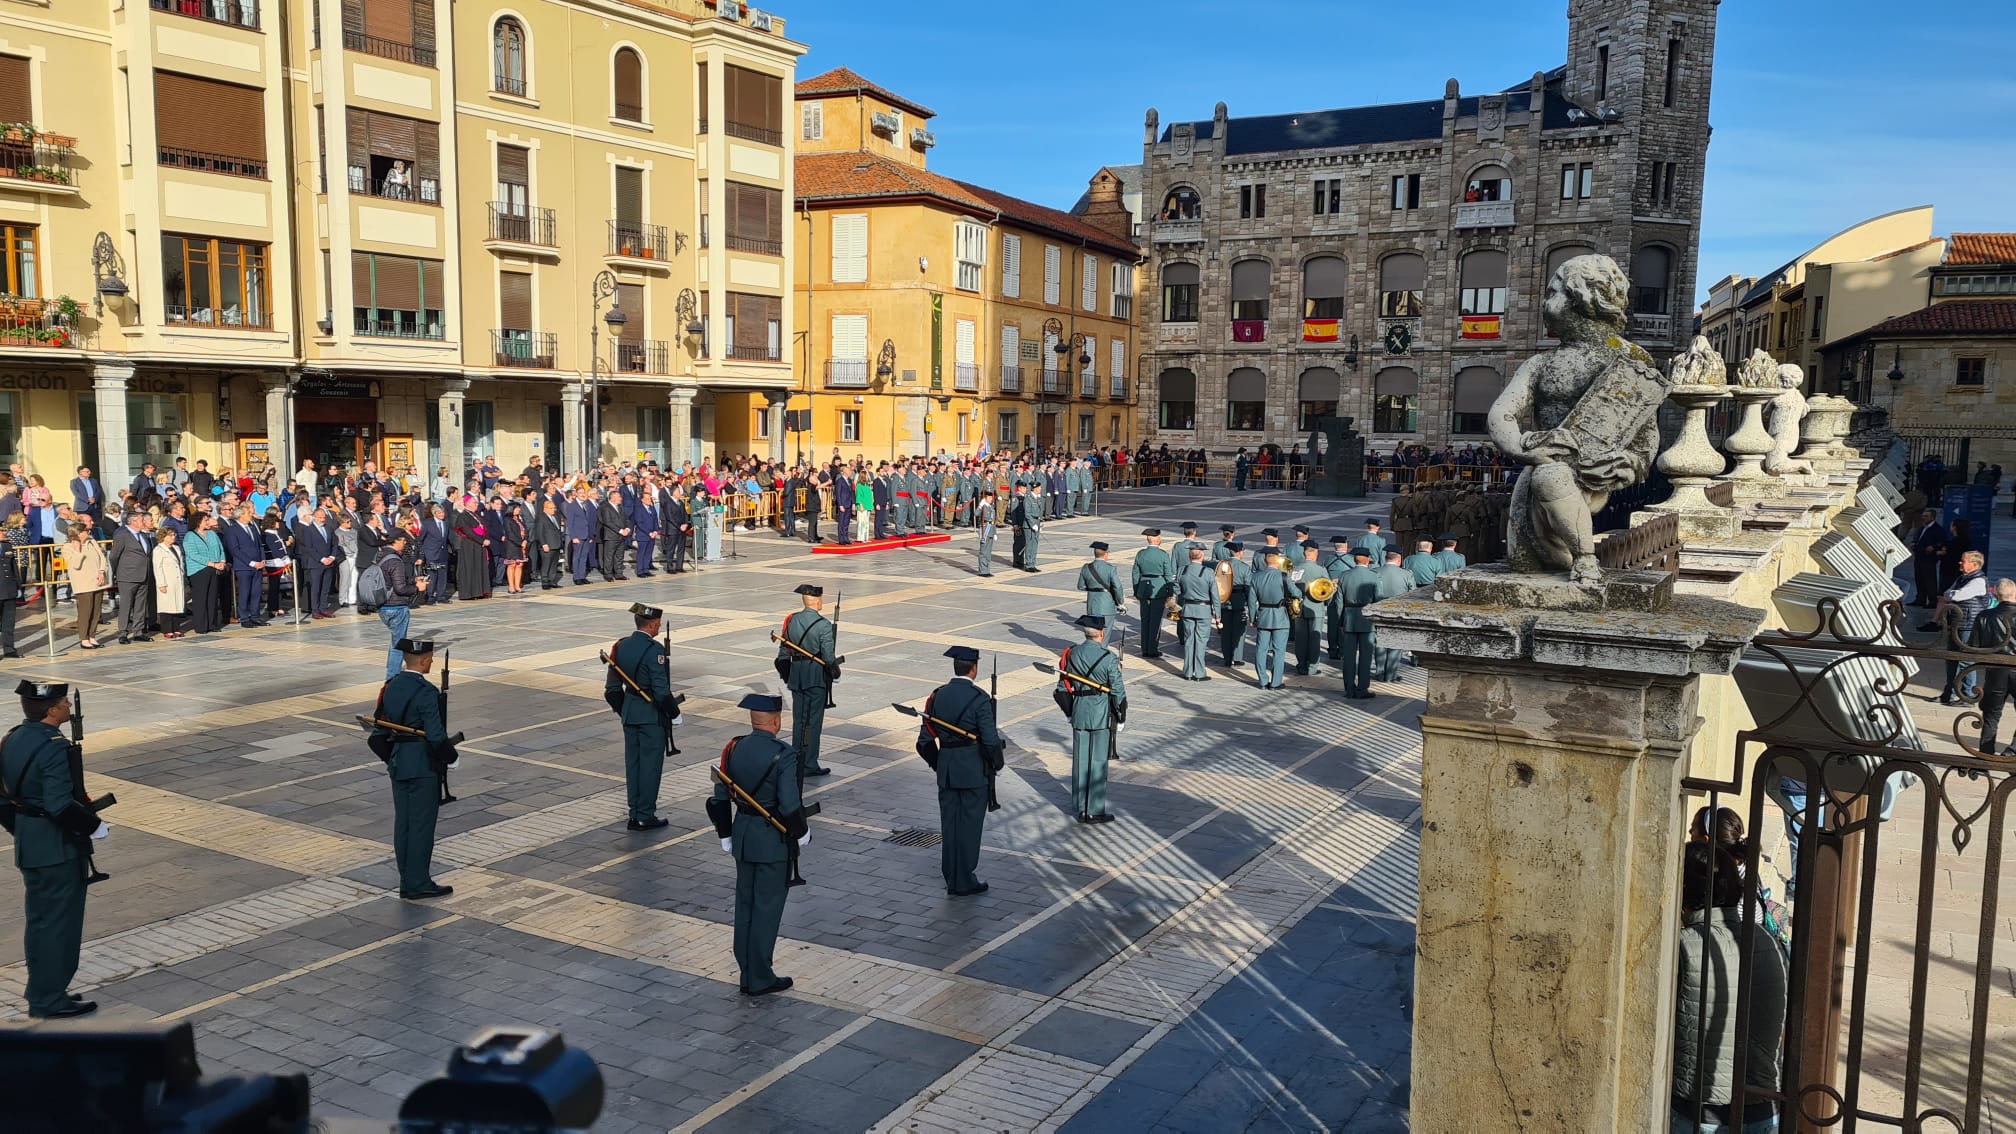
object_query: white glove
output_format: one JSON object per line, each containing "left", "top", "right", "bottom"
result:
{"left": 668, "top": 714, "right": 684, "bottom": 727}
{"left": 798, "top": 831, "right": 810, "bottom": 848}
{"left": 720, "top": 837, "right": 733, "bottom": 854}
{"left": 91, "top": 822, "right": 110, "bottom": 841}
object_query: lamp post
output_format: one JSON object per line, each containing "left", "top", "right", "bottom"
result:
{"left": 90, "top": 232, "right": 128, "bottom": 318}
{"left": 1042, "top": 316, "right": 1089, "bottom": 453}
{"left": 875, "top": 339, "right": 898, "bottom": 461}
{"left": 589, "top": 270, "right": 624, "bottom": 467}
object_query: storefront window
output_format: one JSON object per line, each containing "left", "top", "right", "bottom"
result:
{"left": 462, "top": 400, "right": 494, "bottom": 474}
{"left": 0, "top": 393, "right": 17, "bottom": 466}
{"left": 636, "top": 406, "right": 670, "bottom": 467}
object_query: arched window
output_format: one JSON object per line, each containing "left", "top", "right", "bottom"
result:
{"left": 1226, "top": 368, "right": 1266, "bottom": 431}
{"left": 1464, "top": 163, "right": 1512, "bottom": 203}
{"left": 1298, "top": 367, "right": 1340, "bottom": 431}
{"left": 1633, "top": 246, "right": 1672, "bottom": 314}
{"left": 1230, "top": 260, "right": 1269, "bottom": 325}
{"left": 1459, "top": 250, "right": 1508, "bottom": 316}
{"left": 1160, "top": 186, "right": 1201, "bottom": 221}
{"left": 1451, "top": 366, "right": 1502, "bottom": 435}
{"left": 1162, "top": 262, "right": 1199, "bottom": 323}
{"left": 493, "top": 18, "right": 527, "bottom": 96}
{"left": 613, "top": 48, "right": 644, "bottom": 122}
{"left": 1543, "top": 244, "right": 1595, "bottom": 308}
{"left": 1374, "top": 367, "right": 1419, "bottom": 433}
{"left": 1380, "top": 252, "right": 1425, "bottom": 317}
{"left": 1302, "top": 255, "right": 1347, "bottom": 322}
{"left": 1158, "top": 368, "right": 1197, "bottom": 431}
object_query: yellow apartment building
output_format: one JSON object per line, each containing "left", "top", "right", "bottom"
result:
{"left": 791, "top": 68, "right": 1141, "bottom": 463}
{"left": 0, "top": 0, "right": 799, "bottom": 489}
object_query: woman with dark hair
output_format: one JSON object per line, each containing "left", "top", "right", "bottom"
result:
{"left": 258, "top": 514, "right": 292, "bottom": 621}
{"left": 451, "top": 494, "right": 491, "bottom": 601}
{"left": 497, "top": 493, "right": 528, "bottom": 595}
{"left": 182, "top": 512, "right": 226, "bottom": 635}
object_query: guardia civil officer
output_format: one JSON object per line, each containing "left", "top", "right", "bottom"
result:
{"left": 1337, "top": 548, "right": 1380, "bottom": 699}
{"left": 1324, "top": 534, "right": 1353, "bottom": 662}
{"left": 2, "top": 680, "right": 99, "bottom": 1017}
{"left": 1435, "top": 534, "right": 1468, "bottom": 573}
{"left": 1290, "top": 542, "right": 1326, "bottom": 676}
{"left": 915, "top": 646, "right": 1000, "bottom": 896}
{"left": 1132, "top": 529, "right": 1175, "bottom": 658}
{"left": 1174, "top": 546, "right": 1217, "bottom": 681}
{"left": 604, "top": 602, "right": 681, "bottom": 830}
{"left": 1403, "top": 539, "right": 1444, "bottom": 586}
{"left": 1217, "top": 541, "right": 1253, "bottom": 669}
{"left": 372, "top": 637, "right": 459, "bottom": 899}
{"left": 1169, "top": 522, "right": 1204, "bottom": 653}
{"left": 974, "top": 492, "right": 997, "bottom": 576}
{"left": 1375, "top": 550, "right": 1414, "bottom": 681}
{"left": 1353, "top": 518, "right": 1388, "bottom": 562}
{"left": 707, "top": 692, "right": 808, "bottom": 996}
{"left": 1010, "top": 483, "right": 1042, "bottom": 572}
{"left": 1076, "top": 542, "right": 1124, "bottom": 620}
{"left": 1054, "top": 614, "right": 1125, "bottom": 823}
{"left": 1249, "top": 546, "right": 1302, "bottom": 689}
{"left": 776, "top": 583, "right": 838, "bottom": 779}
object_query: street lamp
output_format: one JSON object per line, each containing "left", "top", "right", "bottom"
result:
{"left": 1042, "top": 317, "right": 1089, "bottom": 453}
{"left": 91, "top": 231, "right": 128, "bottom": 317}
{"left": 1885, "top": 345, "right": 1904, "bottom": 384}
{"left": 589, "top": 270, "right": 624, "bottom": 466}
{"left": 876, "top": 339, "right": 897, "bottom": 460}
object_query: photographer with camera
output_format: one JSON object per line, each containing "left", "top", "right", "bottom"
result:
{"left": 0, "top": 680, "right": 104, "bottom": 1018}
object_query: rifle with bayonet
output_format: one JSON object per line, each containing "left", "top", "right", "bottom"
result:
{"left": 707, "top": 763, "right": 815, "bottom": 888}
{"left": 67, "top": 690, "right": 113, "bottom": 883}
{"left": 825, "top": 589, "right": 843, "bottom": 707}
{"left": 437, "top": 647, "right": 457, "bottom": 804}
{"left": 601, "top": 645, "right": 687, "bottom": 753}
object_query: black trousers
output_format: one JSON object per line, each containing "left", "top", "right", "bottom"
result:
{"left": 1219, "top": 606, "right": 1248, "bottom": 666}
{"left": 598, "top": 536, "right": 625, "bottom": 579}
{"left": 0, "top": 597, "right": 14, "bottom": 652}
{"left": 538, "top": 547, "right": 561, "bottom": 587}
{"left": 806, "top": 507, "right": 820, "bottom": 543}
{"left": 189, "top": 568, "right": 220, "bottom": 633}
{"left": 426, "top": 564, "right": 449, "bottom": 601}
{"left": 665, "top": 531, "right": 689, "bottom": 571}
{"left": 1913, "top": 556, "right": 1939, "bottom": 605}
{"left": 1979, "top": 669, "right": 2013, "bottom": 754}
{"left": 305, "top": 565, "right": 333, "bottom": 614}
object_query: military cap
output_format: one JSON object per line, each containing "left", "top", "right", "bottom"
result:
{"left": 394, "top": 638, "right": 437, "bottom": 655}
{"left": 1260, "top": 528, "right": 1280, "bottom": 538}
{"left": 1351, "top": 547, "right": 1373, "bottom": 561}
{"left": 944, "top": 645, "right": 981, "bottom": 664}
{"left": 793, "top": 584, "right": 824, "bottom": 597}
{"left": 1262, "top": 545, "right": 1285, "bottom": 559}
{"left": 1364, "top": 518, "right": 1382, "bottom": 528}
{"left": 1075, "top": 614, "right": 1108, "bottom": 629}
{"left": 1301, "top": 541, "right": 1322, "bottom": 553}
{"left": 1292, "top": 524, "right": 1311, "bottom": 535}
{"left": 628, "top": 603, "right": 664, "bottom": 619}
{"left": 1090, "top": 541, "right": 1109, "bottom": 552}
{"left": 1439, "top": 533, "right": 1459, "bottom": 543}
{"left": 1221, "top": 525, "right": 1237, "bottom": 536}
{"left": 1330, "top": 534, "right": 1351, "bottom": 545}
{"left": 15, "top": 680, "right": 66, "bottom": 700}
{"left": 1226, "top": 540, "right": 1245, "bottom": 552}
{"left": 738, "top": 692, "right": 785, "bottom": 712}
{"left": 1180, "top": 521, "right": 1198, "bottom": 533}
{"left": 1141, "top": 528, "right": 1162, "bottom": 537}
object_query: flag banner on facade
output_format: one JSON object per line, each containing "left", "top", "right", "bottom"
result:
{"left": 1459, "top": 315, "right": 1502, "bottom": 340}
{"left": 1231, "top": 320, "right": 1266, "bottom": 343}
{"left": 976, "top": 426, "right": 990, "bottom": 460}
{"left": 1301, "top": 319, "right": 1340, "bottom": 343}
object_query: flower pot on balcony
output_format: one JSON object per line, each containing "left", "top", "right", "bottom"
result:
{"left": 0, "top": 169, "right": 14, "bottom": 181}
{"left": 620, "top": 243, "right": 637, "bottom": 257}
{"left": 2, "top": 128, "right": 23, "bottom": 143}
{"left": 640, "top": 247, "right": 654, "bottom": 260}
{"left": 39, "top": 134, "right": 74, "bottom": 149}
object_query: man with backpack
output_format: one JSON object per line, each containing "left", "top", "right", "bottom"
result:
{"left": 361, "top": 529, "right": 424, "bottom": 679}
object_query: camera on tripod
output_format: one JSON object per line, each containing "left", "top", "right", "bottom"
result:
{"left": 0, "top": 1019, "right": 604, "bottom": 1133}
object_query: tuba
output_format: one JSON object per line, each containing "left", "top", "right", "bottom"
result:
{"left": 1215, "top": 560, "right": 1234, "bottom": 604}
{"left": 1305, "top": 576, "right": 1338, "bottom": 603}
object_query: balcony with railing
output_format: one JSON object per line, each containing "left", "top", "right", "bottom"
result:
{"left": 1152, "top": 219, "right": 1204, "bottom": 245}
{"left": 158, "top": 146, "right": 265, "bottom": 180}
{"left": 355, "top": 312, "right": 445, "bottom": 340}
{"left": 607, "top": 220, "right": 668, "bottom": 264}
{"left": 1629, "top": 312, "right": 1674, "bottom": 342}
{"left": 493, "top": 329, "right": 556, "bottom": 368}
{"left": 614, "top": 101, "right": 644, "bottom": 123}
{"left": 826, "top": 359, "right": 869, "bottom": 388}
{"left": 1453, "top": 199, "right": 1516, "bottom": 229}
{"left": 0, "top": 297, "right": 79, "bottom": 348}
{"left": 954, "top": 363, "right": 978, "bottom": 392}
{"left": 348, "top": 165, "right": 438, "bottom": 204}
{"left": 1041, "top": 368, "right": 1062, "bottom": 395}
{"left": 725, "top": 232, "right": 781, "bottom": 256}
{"left": 0, "top": 132, "right": 78, "bottom": 194}
{"left": 722, "top": 120, "right": 782, "bottom": 146}
{"left": 1079, "top": 372, "right": 1098, "bottom": 398}
{"left": 150, "top": 0, "right": 259, "bottom": 29}
{"left": 342, "top": 29, "right": 435, "bottom": 67}
{"left": 1110, "top": 374, "right": 1127, "bottom": 400}
{"left": 486, "top": 203, "right": 557, "bottom": 251}
{"left": 613, "top": 339, "right": 669, "bottom": 375}
{"left": 166, "top": 303, "right": 272, "bottom": 330}
{"left": 727, "top": 342, "right": 780, "bottom": 362}
{"left": 999, "top": 364, "right": 1022, "bottom": 393}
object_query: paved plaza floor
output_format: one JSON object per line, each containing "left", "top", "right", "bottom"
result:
{"left": 0, "top": 484, "right": 1420, "bottom": 1133}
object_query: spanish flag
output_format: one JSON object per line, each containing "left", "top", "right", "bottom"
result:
{"left": 1459, "top": 315, "right": 1502, "bottom": 340}
{"left": 1302, "top": 319, "right": 1341, "bottom": 343}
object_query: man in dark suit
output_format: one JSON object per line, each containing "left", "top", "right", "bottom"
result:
{"left": 69, "top": 466, "right": 102, "bottom": 520}
{"left": 597, "top": 487, "right": 630, "bottom": 581}
{"left": 188, "top": 459, "right": 215, "bottom": 500}
{"left": 418, "top": 503, "right": 452, "bottom": 603}
{"left": 780, "top": 468, "right": 803, "bottom": 540}
{"left": 631, "top": 484, "right": 660, "bottom": 576}
{"left": 533, "top": 497, "right": 566, "bottom": 589}
{"left": 222, "top": 505, "right": 265, "bottom": 627}
{"left": 106, "top": 511, "right": 153, "bottom": 644}
{"left": 564, "top": 486, "right": 598, "bottom": 584}
{"left": 831, "top": 468, "right": 853, "bottom": 545}
{"left": 127, "top": 462, "right": 157, "bottom": 502}
{"left": 659, "top": 484, "right": 691, "bottom": 573}
{"left": 871, "top": 466, "right": 892, "bottom": 540}
{"left": 293, "top": 507, "right": 343, "bottom": 619}
{"left": 1908, "top": 508, "right": 1949, "bottom": 608}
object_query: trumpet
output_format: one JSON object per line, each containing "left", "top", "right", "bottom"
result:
{"left": 1305, "top": 575, "right": 1338, "bottom": 603}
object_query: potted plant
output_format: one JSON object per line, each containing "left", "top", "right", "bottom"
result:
{"left": 640, "top": 246, "right": 654, "bottom": 260}
{"left": 620, "top": 241, "right": 637, "bottom": 257}
{"left": 1, "top": 124, "right": 24, "bottom": 143}
{"left": 38, "top": 133, "right": 74, "bottom": 149}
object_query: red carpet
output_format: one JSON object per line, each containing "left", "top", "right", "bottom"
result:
{"left": 811, "top": 532, "right": 953, "bottom": 555}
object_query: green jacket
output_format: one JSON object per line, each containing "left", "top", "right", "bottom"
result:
{"left": 1289, "top": 561, "right": 1328, "bottom": 621}
{"left": 606, "top": 629, "right": 672, "bottom": 726}
{"left": 1132, "top": 546, "right": 1175, "bottom": 602}
{"left": 1220, "top": 556, "right": 1253, "bottom": 609}
{"left": 1210, "top": 539, "right": 1236, "bottom": 562}
{"left": 1, "top": 721, "right": 83, "bottom": 869}
{"left": 1057, "top": 639, "right": 1125, "bottom": 730}
{"left": 1175, "top": 561, "right": 1216, "bottom": 619}
{"left": 1376, "top": 564, "right": 1415, "bottom": 601}
{"left": 1248, "top": 566, "right": 1302, "bottom": 631}
{"left": 920, "top": 678, "right": 999, "bottom": 791}
{"left": 778, "top": 609, "right": 836, "bottom": 693}
{"left": 376, "top": 670, "right": 448, "bottom": 782}
{"left": 1435, "top": 549, "right": 1468, "bottom": 573}
{"left": 1078, "top": 558, "right": 1124, "bottom": 616}
{"left": 1403, "top": 553, "right": 1444, "bottom": 586}
{"left": 712, "top": 730, "right": 802, "bottom": 864}
{"left": 1339, "top": 565, "right": 1381, "bottom": 633}
{"left": 1352, "top": 533, "right": 1388, "bottom": 561}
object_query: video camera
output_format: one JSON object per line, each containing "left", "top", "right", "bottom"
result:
{"left": 0, "top": 1019, "right": 603, "bottom": 1133}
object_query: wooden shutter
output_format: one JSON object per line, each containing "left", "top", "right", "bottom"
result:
{"left": 0, "top": 56, "right": 30, "bottom": 124}
{"left": 371, "top": 112, "right": 417, "bottom": 162}
{"left": 614, "top": 49, "right": 642, "bottom": 113}
{"left": 410, "top": 0, "right": 435, "bottom": 57}
{"left": 341, "top": 0, "right": 365, "bottom": 40}
{"left": 1082, "top": 254, "right": 1097, "bottom": 311}
{"left": 1043, "top": 244, "right": 1061, "bottom": 305}
{"left": 496, "top": 144, "right": 528, "bottom": 187}
{"left": 498, "top": 272, "right": 531, "bottom": 328}
{"left": 696, "top": 61, "right": 707, "bottom": 122}
{"left": 831, "top": 313, "right": 866, "bottom": 359}
{"left": 156, "top": 72, "right": 265, "bottom": 162}
{"left": 831, "top": 213, "right": 866, "bottom": 283}
{"left": 955, "top": 319, "right": 975, "bottom": 365}
{"left": 731, "top": 293, "right": 766, "bottom": 352}
{"left": 345, "top": 106, "right": 369, "bottom": 160}
{"left": 614, "top": 167, "right": 642, "bottom": 226}
{"left": 420, "top": 259, "right": 442, "bottom": 310}
{"left": 616, "top": 282, "right": 643, "bottom": 342}
{"left": 363, "top": 0, "right": 413, "bottom": 43}
{"left": 351, "top": 251, "right": 374, "bottom": 307}
{"left": 1000, "top": 324, "right": 1018, "bottom": 367}
{"left": 414, "top": 120, "right": 439, "bottom": 194}
{"left": 1000, "top": 234, "right": 1020, "bottom": 298}
{"left": 374, "top": 255, "right": 421, "bottom": 308}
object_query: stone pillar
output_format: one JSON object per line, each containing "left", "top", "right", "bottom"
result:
{"left": 259, "top": 373, "right": 290, "bottom": 482}
{"left": 1371, "top": 566, "right": 1763, "bottom": 1133}
{"left": 438, "top": 379, "right": 471, "bottom": 490}
{"left": 1719, "top": 385, "right": 1779, "bottom": 481}
{"left": 1646, "top": 383, "right": 1736, "bottom": 541}
{"left": 91, "top": 362, "right": 135, "bottom": 480}
{"left": 1795, "top": 392, "right": 1858, "bottom": 471}
{"left": 668, "top": 385, "right": 698, "bottom": 470}
{"left": 764, "top": 392, "right": 787, "bottom": 465}
{"left": 560, "top": 382, "right": 588, "bottom": 474}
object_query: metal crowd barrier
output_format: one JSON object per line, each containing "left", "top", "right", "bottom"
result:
{"left": 12, "top": 539, "right": 301, "bottom": 660}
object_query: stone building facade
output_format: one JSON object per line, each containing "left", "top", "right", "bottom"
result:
{"left": 1134, "top": 0, "right": 1718, "bottom": 455}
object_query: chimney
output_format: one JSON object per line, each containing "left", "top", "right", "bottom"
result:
{"left": 1078, "top": 169, "right": 1135, "bottom": 247}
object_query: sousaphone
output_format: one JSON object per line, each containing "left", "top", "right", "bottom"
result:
{"left": 1215, "top": 560, "right": 1234, "bottom": 604}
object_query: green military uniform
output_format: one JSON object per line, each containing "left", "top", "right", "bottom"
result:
{"left": 1168, "top": 529, "right": 1204, "bottom": 651}
{"left": 1174, "top": 559, "right": 1216, "bottom": 680}
{"left": 1010, "top": 491, "right": 1042, "bottom": 570}
{"left": 605, "top": 626, "right": 672, "bottom": 825}
{"left": 1324, "top": 541, "right": 1353, "bottom": 661}
{"left": 1218, "top": 551, "right": 1253, "bottom": 668}
{"left": 2, "top": 698, "right": 94, "bottom": 1017}
{"left": 1339, "top": 558, "right": 1381, "bottom": 697}
{"left": 1077, "top": 552, "right": 1124, "bottom": 619}
{"left": 1352, "top": 528, "right": 1388, "bottom": 562}
{"left": 375, "top": 666, "right": 452, "bottom": 895}
{"left": 1248, "top": 557, "right": 1302, "bottom": 689}
{"left": 1435, "top": 544, "right": 1469, "bottom": 573}
{"left": 907, "top": 467, "right": 929, "bottom": 530}
{"left": 1211, "top": 532, "right": 1237, "bottom": 563}
{"left": 974, "top": 496, "right": 997, "bottom": 576}
{"left": 1131, "top": 539, "right": 1175, "bottom": 658}
{"left": 916, "top": 664, "right": 1000, "bottom": 894}
{"left": 1374, "top": 562, "right": 1414, "bottom": 681}
{"left": 777, "top": 603, "right": 838, "bottom": 778}
{"left": 1056, "top": 630, "right": 1126, "bottom": 819}
{"left": 1288, "top": 553, "right": 1325, "bottom": 675}
{"left": 891, "top": 464, "right": 912, "bottom": 536}
{"left": 1403, "top": 551, "right": 1444, "bottom": 586}
{"left": 711, "top": 722, "right": 804, "bottom": 995}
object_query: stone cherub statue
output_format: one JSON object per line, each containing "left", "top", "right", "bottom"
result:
{"left": 1764, "top": 363, "right": 1814, "bottom": 476}
{"left": 1488, "top": 254, "right": 1670, "bottom": 584}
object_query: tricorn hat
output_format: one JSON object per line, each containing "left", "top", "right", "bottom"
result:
{"left": 944, "top": 645, "right": 981, "bottom": 664}
{"left": 629, "top": 603, "right": 663, "bottom": 619}
{"left": 738, "top": 692, "right": 785, "bottom": 712}
{"left": 794, "top": 584, "right": 824, "bottom": 597}
{"left": 1075, "top": 614, "right": 1107, "bottom": 630}
{"left": 14, "top": 680, "right": 66, "bottom": 700}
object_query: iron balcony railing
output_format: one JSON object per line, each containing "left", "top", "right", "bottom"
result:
{"left": 613, "top": 339, "right": 668, "bottom": 375}
{"left": 722, "top": 121, "right": 782, "bottom": 146}
{"left": 487, "top": 203, "right": 556, "bottom": 247}
{"left": 492, "top": 329, "right": 556, "bottom": 368}
{"left": 1110, "top": 374, "right": 1126, "bottom": 400}
{"left": 0, "top": 137, "right": 76, "bottom": 189}
{"left": 999, "top": 364, "right": 1022, "bottom": 393}
{"left": 608, "top": 221, "right": 667, "bottom": 261}
{"left": 1079, "top": 372, "right": 1098, "bottom": 398}
{"left": 696, "top": 117, "right": 709, "bottom": 135}
{"left": 727, "top": 342, "right": 780, "bottom": 362}
{"left": 342, "top": 29, "right": 435, "bottom": 68}
{"left": 165, "top": 303, "right": 272, "bottom": 330}
{"left": 725, "top": 234, "right": 781, "bottom": 256}
{"left": 954, "top": 363, "right": 978, "bottom": 391}
{"left": 151, "top": 0, "right": 259, "bottom": 30}
{"left": 826, "top": 359, "right": 869, "bottom": 388}
{"left": 349, "top": 166, "right": 438, "bottom": 204}
{"left": 1041, "top": 369, "right": 1062, "bottom": 395}
{"left": 0, "top": 298, "right": 78, "bottom": 348}
{"left": 354, "top": 314, "right": 445, "bottom": 340}
{"left": 493, "top": 73, "right": 527, "bottom": 97}
{"left": 158, "top": 146, "right": 265, "bottom": 180}
{"left": 614, "top": 101, "right": 644, "bottom": 123}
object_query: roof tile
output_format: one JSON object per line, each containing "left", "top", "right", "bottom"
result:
{"left": 1945, "top": 233, "right": 2016, "bottom": 266}
{"left": 1861, "top": 300, "right": 2016, "bottom": 338}
{"left": 794, "top": 67, "right": 935, "bottom": 119}
{"left": 794, "top": 152, "right": 1139, "bottom": 259}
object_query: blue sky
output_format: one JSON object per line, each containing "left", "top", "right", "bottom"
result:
{"left": 783, "top": 0, "right": 2012, "bottom": 305}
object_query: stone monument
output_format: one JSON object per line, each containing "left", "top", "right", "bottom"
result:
{"left": 1486, "top": 254, "right": 1669, "bottom": 583}
{"left": 1304, "top": 414, "right": 1367, "bottom": 498}
{"left": 1720, "top": 350, "right": 1784, "bottom": 481}
{"left": 1763, "top": 363, "right": 1815, "bottom": 477}
{"left": 1646, "top": 335, "right": 1737, "bottom": 540}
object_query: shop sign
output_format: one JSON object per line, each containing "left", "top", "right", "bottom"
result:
{"left": 297, "top": 375, "right": 380, "bottom": 399}
{"left": 0, "top": 372, "right": 73, "bottom": 390}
